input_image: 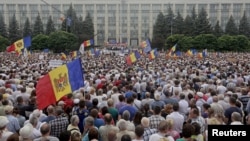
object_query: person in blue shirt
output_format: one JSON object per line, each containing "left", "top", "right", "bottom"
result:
{"left": 73, "top": 100, "right": 89, "bottom": 133}
{"left": 118, "top": 97, "right": 137, "bottom": 121}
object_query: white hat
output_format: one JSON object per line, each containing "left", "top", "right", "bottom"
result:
{"left": 73, "top": 99, "right": 80, "bottom": 104}
{"left": 0, "top": 116, "right": 9, "bottom": 128}
{"left": 19, "top": 123, "right": 33, "bottom": 139}
{"left": 197, "top": 92, "right": 204, "bottom": 97}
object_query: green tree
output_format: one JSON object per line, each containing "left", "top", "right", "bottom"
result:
{"left": 82, "top": 12, "right": 94, "bottom": 39}
{"left": 173, "top": 11, "right": 184, "bottom": 34}
{"left": 239, "top": 11, "right": 250, "bottom": 37}
{"left": 76, "top": 16, "right": 86, "bottom": 44}
{"left": 165, "top": 6, "right": 175, "bottom": 37}
{"left": 0, "top": 36, "right": 10, "bottom": 51}
{"left": 178, "top": 36, "right": 194, "bottom": 51}
{"left": 62, "top": 3, "right": 78, "bottom": 34}
{"left": 0, "top": 14, "right": 8, "bottom": 38}
{"left": 195, "top": 8, "right": 211, "bottom": 35}
{"left": 183, "top": 15, "right": 193, "bottom": 36}
{"left": 166, "top": 34, "right": 184, "bottom": 49}
{"left": 193, "top": 34, "right": 217, "bottom": 50}
{"left": 225, "top": 15, "right": 238, "bottom": 35}
{"left": 191, "top": 7, "right": 197, "bottom": 36}
{"left": 236, "top": 35, "right": 249, "bottom": 51}
{"left": 31, "top": 34, "right": 49, "bottom": 50}
{"left": 8, "top": 14, "right": 21, "bottom": 43}
{"left": 23, "top": 17, "right": 32, "bottom": 37}
{"left": 217, "top": 35, "right": 238, "bottom": 51}
{"left": 45, "top": 16, "right": 56, "bottom": 35}
{"left": 213, "top": 20, "right": 224, "bottom": 37}
{"left": 47, "top": 31, "right": 78, "bottom": 53}
{"left": 152, "top": 12, "right": 166, "bottom": 48}
{"left": 33, "top": 13, "right": 44, "bottom": 37}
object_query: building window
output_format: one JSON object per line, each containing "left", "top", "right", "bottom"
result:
{"left": 175, "top": 4, "right": 184, "bottom": 15}
{"left": 63, "top": 4, "right": 70, "bottom": 13}
{"left": 164, "top": 4, "right": 173, "bottom": 14}
{"left": 141, "top": 4, "right": 150, "bottom": 11}
{"left": 186, "top": 4, "right": 196, "bottom": 16}
{"left": 74, "top": 5, "right": 83, "bottom": 16}
{"left": 85, "top": 4, "right": 94, "bottom": 11}
{"left": 108, "top": 4, "right": 116, "bottom": 11}
{"left": 0, "top": 4, "right": 4, "bottom": 13}
{"left": 198, "top": 4, "right": 207, "bottom": 12}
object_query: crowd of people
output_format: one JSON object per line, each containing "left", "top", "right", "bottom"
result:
{"left": 0, "top": 51, "right": 250, "bottom": 141}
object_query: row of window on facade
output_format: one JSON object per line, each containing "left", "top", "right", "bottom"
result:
{"left": 1, "top": 3, "right": 250, "bottom": 14}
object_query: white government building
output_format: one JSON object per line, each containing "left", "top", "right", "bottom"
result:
{"left": 0, "top": 0, "right": 250, "bottom": 46}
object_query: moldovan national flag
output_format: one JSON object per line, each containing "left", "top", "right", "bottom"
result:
{"left": 36, "top": 58, "right": 84, "bottom": 110}
{"left": 83, "top": 39, "right": 94, "bottom": 47}
{"left": 149, "top": 50, "right": 155, "bottom": 60}
{"left": 130, "top": 52, "right": 137, "bottom": 63}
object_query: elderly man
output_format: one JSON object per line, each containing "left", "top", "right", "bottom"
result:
{"left": 99, "top": 113, "right": 119, "bottom": 141}
{"left": 141, "top": 117, "right": 157, "bottom": 141}
{"left": 116, "top": 119, "right": 135, "bottom": 141}
{"left": 33, "top": 123, "right": 59, "bottom": 141}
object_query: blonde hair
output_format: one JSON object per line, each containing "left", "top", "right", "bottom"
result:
{"left": 166, "top": 118, "right": 174, "bottom": 129}
{"left": 207, "top": 117, "right": 221, "bottom": 125}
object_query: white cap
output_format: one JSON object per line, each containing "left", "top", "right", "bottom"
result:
{"left": 74, "top": 99, "right": 80, "bottom": 104}
{"left": 197, "top": 92, "right": 204, "bottom": 97}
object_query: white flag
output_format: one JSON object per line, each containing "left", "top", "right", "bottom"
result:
{"left": 23, "top": 48, "right": 28, "bottom": 58}
{"left": 79, "top": 43, "right": 84, "bottom": 55}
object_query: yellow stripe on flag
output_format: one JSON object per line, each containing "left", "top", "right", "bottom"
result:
{"left": 49, "top": 65, "right": 72, "bottom": 101}
{"left": 14, "top": 39, "right": 24, "bottom": 52}
{"left": 130, "top": 53, "right": 137, "bottom": 63}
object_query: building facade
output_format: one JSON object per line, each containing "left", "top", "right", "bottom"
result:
{"left": 0, "top": 0, "right": 250, "bottom": 46}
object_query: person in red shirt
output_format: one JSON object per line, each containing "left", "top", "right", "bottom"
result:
{"left": 97, "top": 78, "right": 106, "bottom": 90}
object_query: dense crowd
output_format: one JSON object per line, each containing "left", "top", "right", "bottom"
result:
{"left": 0, "top": 51, "right": 250, "bottom": 141}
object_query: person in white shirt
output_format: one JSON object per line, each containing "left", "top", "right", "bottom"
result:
{"left": 178, "top": 93, "right": 189, "bottom": 120}
{"left": 149, "top": 120, "right": 174, "bottom": 141}
{"left": 216, "top": 80, "right": 227, "bottom": 94}
{"left": 133, "top": 94, "right": 141, "bottom": 111}
{"left": 111, "top": 86, "right": 121, "bottom": 106}
{"left": 166, "top": 103, "right": 184, "bottom": 134}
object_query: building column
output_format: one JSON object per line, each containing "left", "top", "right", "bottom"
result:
{"left": 116, "top": 4, "right": 120, "bottom": 43}
{"left": 149, "top": 4, "right": 153, "bottom": 40}
{"left": 94, "top": 4, "right": 97, "bottom": 45}
{"left": 218, "top": 3, "right": 221, "bottom": 22}
{"left": 105, "top": 4, "right": 108, "bottom": 43}
{"left": 127, "top": 4, "right": 130, "bottom": 46}
{"left": 138, "top": 4, "right": 142, "bottom": 45}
